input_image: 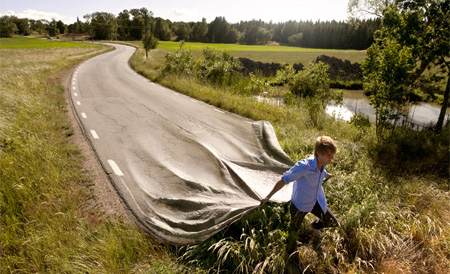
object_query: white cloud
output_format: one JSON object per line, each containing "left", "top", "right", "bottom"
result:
{"left": 169, "top": 7, "right": 200, "bottom": 21}
{"left": 0, "top": 9, "right": 76, "bottom": 24}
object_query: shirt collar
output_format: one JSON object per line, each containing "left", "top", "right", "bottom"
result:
{"left": 313, "top": 156, "right": 326, "bottom": 172}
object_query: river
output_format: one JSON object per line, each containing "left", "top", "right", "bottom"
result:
{"left": 325, "top": 90, "right": 449, "bottom": 129}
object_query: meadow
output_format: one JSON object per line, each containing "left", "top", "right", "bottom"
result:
{"left": 0, "top": 36, "right": 98, "bottom": 49}
{"left": 1, "top": 37, "right": 448, "bottom": 273}
{"left": 130, "top": 40, "right": 367, "bottom": 65}
{"left": 0, "top": 38, "right": 201, "bottom": 273}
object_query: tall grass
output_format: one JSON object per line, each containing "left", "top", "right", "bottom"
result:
{"left": 0, "top": 42, "right": 203, "bottom": 273}
{"left": 131, "top": 47, "right": 450, "bottom": 273}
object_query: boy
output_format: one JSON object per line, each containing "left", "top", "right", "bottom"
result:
{"left": 260, "top": 136, "right": 339, "bottom": 233}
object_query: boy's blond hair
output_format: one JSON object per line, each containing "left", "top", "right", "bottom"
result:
{"left": 314, "top": 136, "right": 337, "bottom": 157}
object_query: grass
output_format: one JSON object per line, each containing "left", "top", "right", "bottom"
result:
{"left": 0, "top": 37, "right": 98, "bottom": 49}
{"left": 0, "top": 38, "right": 203, "bottom": 273}
{"left": 2, "top": 36, "right": 448, "bottom": 273}
{"left": 126, "top": 40, "right": 367, "bottom": 64}
{"left": 131, "top": 46, "right": 450, "bottom": 273}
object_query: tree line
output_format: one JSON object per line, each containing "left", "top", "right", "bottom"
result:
{"left": 0, "top": 10, "right": 380, "bottom": 50}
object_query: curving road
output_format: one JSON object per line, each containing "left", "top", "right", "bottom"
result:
{"left": 70, "top": 44, "right": 294, "bottom": 244}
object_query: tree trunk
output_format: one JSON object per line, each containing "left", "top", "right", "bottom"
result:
{"left": 436, "top": 69, "right": 449, "bottom": 132}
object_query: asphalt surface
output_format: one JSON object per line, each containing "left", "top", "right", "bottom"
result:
{"left": 70, "top": 43, "right": 294, "bottom": 244}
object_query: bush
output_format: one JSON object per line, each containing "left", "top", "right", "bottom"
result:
{"left": 198, "top": 48, "right": 242, "bottom": 86}
{"left": 162, "top": 47, "right": 196, "bottom": 75}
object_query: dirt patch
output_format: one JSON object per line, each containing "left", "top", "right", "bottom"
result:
{"left": 61, "top": 65, "right": 131, "bottom": 221}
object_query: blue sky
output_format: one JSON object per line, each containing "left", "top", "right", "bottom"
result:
{"left": 1, "top": 0, "right": 351, "bottom": 24}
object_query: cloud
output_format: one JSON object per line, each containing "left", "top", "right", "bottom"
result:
{"left": 0, "top": 9, "right": 76, "bottom": 24}
{"left": 169, "top": 7, "right": 200, "bottom": 21}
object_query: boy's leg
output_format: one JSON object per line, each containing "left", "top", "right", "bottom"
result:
{"left": 289, "top": 202, "right": 308, "bottom": 230}
{"left": 310, "top": 202, "right": 339, "bottom": 229}
{"left": 287, "top": 202, "right": 307, "bottom": 253}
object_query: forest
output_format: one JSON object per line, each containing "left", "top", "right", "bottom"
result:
{"left": 0, "top": 10, "right": 380, "bottom": 50}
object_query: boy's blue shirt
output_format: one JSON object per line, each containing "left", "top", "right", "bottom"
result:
{"left": 282, "top": 156, "right": 328, "bottom": 213}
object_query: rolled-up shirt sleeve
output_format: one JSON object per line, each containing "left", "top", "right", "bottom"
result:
{"left": 282, "top": 159, "right": 308, "bottom": 184}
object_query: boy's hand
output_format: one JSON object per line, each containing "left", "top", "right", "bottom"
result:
{"left": 260, "top": 197, "right": 269, "bottom": 207}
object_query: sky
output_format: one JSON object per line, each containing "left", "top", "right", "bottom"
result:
{"left": 0, "top": 0, "right": 351, "bottom": 25}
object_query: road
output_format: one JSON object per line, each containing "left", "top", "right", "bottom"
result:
{"left": 70, "top": 44, "right": 293, "bottom": 244}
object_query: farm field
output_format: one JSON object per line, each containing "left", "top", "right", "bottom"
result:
{"left": 0, "top": 36, "right": 98, "bottom": 49}
{"left": 128, "top": 40, "right": 367, "bottom": 64}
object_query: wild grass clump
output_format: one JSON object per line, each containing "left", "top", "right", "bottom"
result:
{"left": 131, "top": 46, "right": 450, "bottom": 273}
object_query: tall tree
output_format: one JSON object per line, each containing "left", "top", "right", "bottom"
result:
{"left": 140, "top": 8, "right": 158, "bottom": 59}
{"left": 206, "top": 17, "right": 230, "bottom": 43}
{"left": 362, "top": 0, "right": 449, "bottom": 133}
{"left": 89, "top": 12, "right": 117, "bottom": 40}
{"left": 0, "top": 16, "right": 18, "bottom": 37}
{"left": 191, "top": 18, "right": 208, "bottom": 42}
{"left": 380, "top": 0, "right": 450, "bottom": 131}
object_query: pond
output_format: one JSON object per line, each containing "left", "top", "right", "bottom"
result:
{"left": 256, "top": 90, "right": 449, "bottom": 130}
{"left": 325, "top": 90, "right": 449, "bottom": 129}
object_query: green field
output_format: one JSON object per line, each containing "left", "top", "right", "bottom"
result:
{"left": 0, "top": 37, "right": 100, "bottom": 49}
{"left": 127, "top": 40, "right": 367, "bottom": 64}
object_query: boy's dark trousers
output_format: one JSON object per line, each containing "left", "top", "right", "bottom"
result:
{"left": 290, "top": 201, "right": 339, "bottom": 230}
{"left": 286, "top": 201, "right": 339, "bottom": 253}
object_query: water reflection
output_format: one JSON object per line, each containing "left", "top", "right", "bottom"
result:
{"left": 326, "top": 90, "right": 449, "bottom": 128}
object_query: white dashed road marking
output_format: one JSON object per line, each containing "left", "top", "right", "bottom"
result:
{"left": 108, "top": 160, "right": 124, "bottom": 176}
{"left": 90, "top": 130, "right": 99, "bottom": 139}
{"left": 81, "top": 113, "right": 87, "bottom": 118}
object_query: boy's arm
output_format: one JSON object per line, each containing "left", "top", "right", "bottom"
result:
{"left": 260, "top": 178, "right": 285, "bottom": 206}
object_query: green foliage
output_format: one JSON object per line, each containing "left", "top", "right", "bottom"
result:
{"left": 362, "top": 39, "right": 415, "bottom": 138}
{"left": 181, "top": 204, "right": 291, "bottom": 273}
{"left": 162, "top": 47, "right": 196, "bottom": 75}
{"left": 367, "top": 0, "right": 450, "bottom": 132}
{"left": 244, "top": 73, "right": 269, "bottom": 95}
{"left": 198, "top": 48, "right": 242, "bottom": 86}
{"left": 0, "top": 16, "right": 18, "bottom": 38}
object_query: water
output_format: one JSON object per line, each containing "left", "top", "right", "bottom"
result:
{"left": 256, "top": 91, "right": 448, "bottom": 129}
{"left": 326, "top": 90, "right": 449, "bottom": 129}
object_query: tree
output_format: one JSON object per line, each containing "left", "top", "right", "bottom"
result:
{"left": 56, "top": 20, "right": 66, "bottom": 36}
{"left": 206, "top": 17, "right": 230, "bottom": 43}
{"left": 362, "top": 40, "right": 415, "bottom": 137}
{"left": 173, "top": 22, "right": 191, "bottom": 41}
{"left": 288, "top": 33, "right": 303, "bottom": 46}
{"left": 13, "top": 18, "right": 31, "bottom": 36}
{"left": 0, "top": 16, "right": 18, "bottom": 37}
{"left": 374, "top": 0, "right": 450, "bottom": 132}
{"left": 191, "top": 18, "right": 208, "bottom": 42}
{"left": 348, "top": 0, "right": 396, "bottom": 19}
{"left": 46, "top": 19, "right": 60, "bottom": 37}
{"left": 140, "top": 8, "right": 158, "bottom": 59}
{"left": 89, "top": 12, "right": 117, "bottom": 40}
{"left": 153, "top": 18, "right": 172, "bottom": 41}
